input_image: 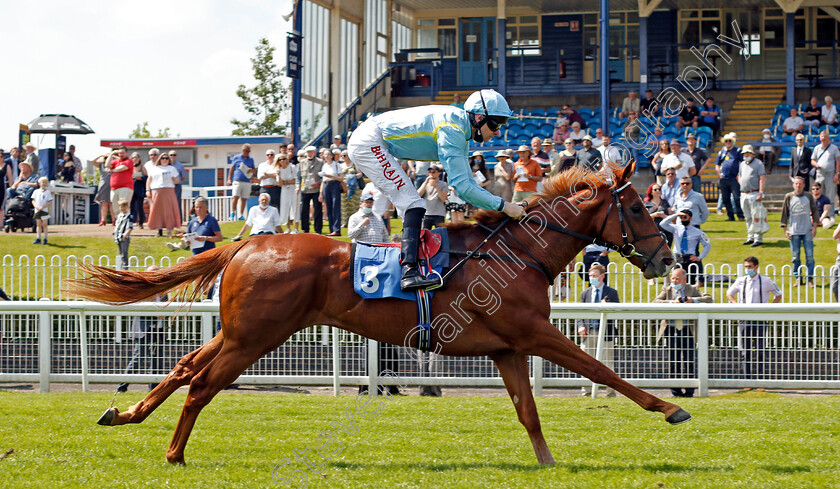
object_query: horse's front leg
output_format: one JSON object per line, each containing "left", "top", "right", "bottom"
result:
{"left": 491, "top": 349, "right": 555, "bottom": 465}
{"left": 520, "top": 318, "right": 691, "bottom": 424}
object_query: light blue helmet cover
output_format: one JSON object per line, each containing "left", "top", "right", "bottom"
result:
{"left": 464, "top": 89, "right": 513, "bottom": 118}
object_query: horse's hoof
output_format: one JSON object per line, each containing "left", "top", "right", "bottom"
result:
{"left": 666, "top": 407, "right": 692, "bottom": 425}
{"left": 97, "top": 407, "right": 118, "bottom": 426}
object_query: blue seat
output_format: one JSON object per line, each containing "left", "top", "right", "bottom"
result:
{"left": 776, "top": 104, "right": 791, "bottom": 112}
{"left": 539, "top": 123, "right": 554, "bottom": 137}
{"left": 579, "top": 107, "right": 593, "bottom": 118}
{"left": 546, "top": 108, "right": 560, "bottom": 117}
{"left": 696, "top": 126, "right": 712, "bottom": 137}
{"left": 780, "top": 135, "right": 795, "bottom": 143}
{"left": 530, "top": 108, "right": 546, "bottom": 117}
{"left": 522, "top": 124, "right": 539, "bottom": 136}
{"left": 777, "top": 157, "right": 791, "bottom": 167}
{"left": 518, "top": 109, "right": 530, "bottom": 117}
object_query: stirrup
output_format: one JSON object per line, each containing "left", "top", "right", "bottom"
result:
{"left": 422, "top": 269, "right": 444, "bottom": 290}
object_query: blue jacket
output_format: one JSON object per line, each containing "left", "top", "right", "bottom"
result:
{"left": 374, "top": 106, "right": 504, "bottom": 211}
{"left": 716, "top": 146, "right": 742, "bottom": 179}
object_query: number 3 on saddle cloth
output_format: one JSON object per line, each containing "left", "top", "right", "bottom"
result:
{"left": 350, "top": 228, "right": 450, "bottom": 352}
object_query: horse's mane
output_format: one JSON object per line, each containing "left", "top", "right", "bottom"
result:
{"left": 469, "top": 166, "right": 613, "bottom": 226}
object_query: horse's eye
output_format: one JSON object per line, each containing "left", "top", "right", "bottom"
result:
{"left": 631, "top": 204, "right": 643, "bottom": 213}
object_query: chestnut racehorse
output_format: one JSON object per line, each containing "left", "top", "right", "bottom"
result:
{"left": 71, "top": 162, "right": 689, "bottom": 466}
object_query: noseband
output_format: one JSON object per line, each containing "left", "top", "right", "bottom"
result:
{"left": 519, "top": 181, "right": 668, "bottom": 274}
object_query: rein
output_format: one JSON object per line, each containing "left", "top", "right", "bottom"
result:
{"left": 436, "top": 180, "right": 667, "bottom": 287}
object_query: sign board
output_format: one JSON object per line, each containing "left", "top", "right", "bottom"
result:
{"left": 287, "top": 33, "right": 302, "bottom": 79}
{"left": 554, "top": 22, "right": 569, "bottom": 27}
{"left": 101, "top": 140, "right": 197, "bottom": 148}
{"left": 570, "top": 20, "right": 580, "bottom": 31}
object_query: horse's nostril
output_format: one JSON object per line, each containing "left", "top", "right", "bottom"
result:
{"left": 662, "top": 257, "right": 674, "bottom": 266}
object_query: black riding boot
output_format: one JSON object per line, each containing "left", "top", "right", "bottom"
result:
{"left": 400, "top": 210, "right": 440, "bottom": 292}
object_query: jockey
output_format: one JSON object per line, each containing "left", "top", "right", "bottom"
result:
{"left": 347, "top": 89, "right": 527, "bottom": 291}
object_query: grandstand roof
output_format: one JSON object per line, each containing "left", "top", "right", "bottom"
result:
{"left": 397, "top": 0, "right": 839, "bottom": 13}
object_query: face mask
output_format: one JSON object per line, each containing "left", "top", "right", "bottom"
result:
{"left": 744, "top": 156, "right": 753, "bottom": 163}
{"left": 763, "top": 136, "right": 771, "bottom": 141}
{"left": 589, "top": 277, "right": 600, "bottom": 287}
{"left": 670, "top": 282, "right": 684, "bottom": 291}
{"left": 745, "top": 268, "right": 756, "bottom": 276}
{"left": 363, "top": 207, "right": 373, "bottom": 215}
{"left": 259, "top": 203, "right": 269, "bottom": 210}
{"left": 680, "top": 220, "right": 691, "bottom": 227}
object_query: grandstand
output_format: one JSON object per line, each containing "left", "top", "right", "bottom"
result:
{"left": 290, "top": 0, "right": 840, "bottom": 205}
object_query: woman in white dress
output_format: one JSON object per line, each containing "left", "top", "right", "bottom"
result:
{"left": 276, "top": 152, "right": 298, "bottom": 233}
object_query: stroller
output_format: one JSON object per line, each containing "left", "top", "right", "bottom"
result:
{"left": 3, "top": 196, "right": 36, "bottom": 233}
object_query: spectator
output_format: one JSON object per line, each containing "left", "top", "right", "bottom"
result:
{"left": 5, "top": 159, "right": 38, "bottom": 201}
{"left": 411, "top": 160, "right": 430, "bottom": 189}
{"left": 287, "top": 143, "right": 298, "bottom": 165}
{"left": 659, "top": 210, "right": 710, "bottom": 285}
{"left": 738, "top": 145, "right": 768, "bottom": 247}
{"left": 574, "top": 135, "right": 602, "bottom": 172}
{"left": 620, "top": 90, "right": 639, "bottom": 118}
{"left": 758, "top": 128, "right": 779, "bottom": 175}
{"left": 789, "top": 133, "right": 812, "bottom": 187}
{"left": 0, "top": 149, "right": 11, "bottom": 212}
{"left": 698, "top": 97, "right": 721, "bottom": 137}
{"left": 232, "top": 193, "right": 283, "bottom": 239}
{"left": 319, "top": 147, "right": 344, "bottom": 236}
{"left": 651, "top": 139, "right": 671, "bottom": 185}
{"left": 512, "top": 145, "right": 542, "bottom": 202}
{"left": 331, "top": 134, "right": 346, "bottom": 150}
{"left": 347, "top": 191, "right": 388, "bottom": 243}
{"left": 640, "top": 89, "right": 659, "bottom": 117}
{"left": 68, "top": 145, "right": 83, "bottom": 182}
{"left": 781, "top": 176, "right": 818, "bottom": 287}
{"left": 661, "top": 169, "right": 680, "bottom": 209}
{"left": 470, "top": 152, "right": 491, "bottom": 196}
{"left": 591, "top": 128, "right": 605, "bottom": 148}
{"left": 362, "top": 181, "right": 393, "bottom": 233}
{"left": 811, "top": 130, "right": 840, "bottom": 212}
{"left": 551, "top": 139, "right": 577, "bottom": 176}
{"left": 623, "top": 111, "right": 642, "bottom": 145}
{"left": 276, "top": 152, "right": 299, "bottom": 233}
{"left": 802, "top": 97, "right": 822, "bottom": 128}
{"left": 542, "top": 138, "right": 557, "bottom": 164}
{"left": 58, "top": 152, "right": 76, "bottom": 183}
{"left": 492, "top": 149, "right": 514, "bottom": 201}
{"left": 644, "top": 183, "right": 673, "bottom": 246}
{"left": 145, "top": 152, "right": 181, "bottom": 238}
{"left": 31, "top": 176, "right": 52, "bottom": 245}
{"left": 684, "top": 133, "right": 710, "bottom": 193}
{"left": 116, "top": 265, "right": 167, "bottom": 393}
{"left": 653, "top": 267, "right": 712, "bottom": 398}
{"left": 673, "top": 177, "right": 709, "bottom": 228}
{"left": 167, "top": 197, "right": 223, "bottom": 254}
{"left": 130, "top": 152, "right": 147, "bottom": 229}
{"left": 569, "top": 122, "right": 586, "bottom": 144}
{"left": 553, "top": 119, "right": 571, "bottom": 144}
{"left": 451, "top": 93, "right": 464, "bottom": 109}
{"left": 559, "top": 104, "right": 586, "bottom": 128}
{"left": 598, "top": 134, "right": 622, "bottom": 168}
{"left": 113, "top": 199, "right": 133, "bottom": 269}
{"left": 93, "top": 153, "right": 113, "bottom": 226}
{"left": 258, "top": 149, "right": 282, "bottom": 209}
{"left": 226, "top": 143, "right": 255, "bottom": 221}
{"left": 662, "top": 139, "right": 695, "bottom": 181}
{"left": 782, "top": 108, "right": 805, "bottom": 136}
{"left": 821, "top": 95, "right": 838, "bottom": 127}
{"left": 340, "top": 151, "right": 360, "bottom": 228}
{"left": 108, "top": 147, "right": 135, "bottom": 222}
{"left": 726, "top": 256, "right": 782, "bottom": 381}
{"left": 530, "top": 137, "right": 549, "bottom": 167}
{"left": 576, "top": 263, "right": 618, "bottom": 397}
{"left": 23, "top": 142, "right": 39, "bottom": 175}
{"left": 298, "top": 145, "right": 324, "bottom": 234}
{"left": 715, "top": 132, "right": 744, "bottom": 222}
{"left": 417, "top": 165, "right": 448, "bottom": 229}
{"left": 168, "top": 150, "right": 188, "bottom": 223}
{"left": 811, "top": 182, "right": 835, "bottom": 228}
{"left": 676, "top": 99, "right": 700, "bottom": 129}
{"left": 7, "top": 147, "right": 21, "bottom": 182}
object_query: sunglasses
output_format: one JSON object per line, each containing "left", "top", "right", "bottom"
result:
{"left": 160, "top": 156, "right": 170, "bottom": 160}
{"left": 812, "top": 187, "right": 821, "bottom": 189}
{"left": 666, "top": 173, "right": 676, "bottom": 176}
{"left": 485, "top": 116, "right": 508, "bottom": 132}
{"left": 266, "top": 153, "right": 275, "bottom": 156}
{"left": 680, "top": 182, "right": 691, "bottom": 186}
{"left": 652, "top": 188, "right": 661, "bottom": 191}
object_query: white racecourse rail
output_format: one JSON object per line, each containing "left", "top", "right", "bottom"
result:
{"left": 2, "top": 254, "right": 839, "bottom": 303}
{"left": 1, "top": 301, "right": 838, "bottom": 396}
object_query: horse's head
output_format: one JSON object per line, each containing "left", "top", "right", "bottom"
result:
{"left": 592, "top": 160, "right": 675, "bottom": 279}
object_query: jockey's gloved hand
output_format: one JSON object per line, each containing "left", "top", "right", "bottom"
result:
{"left": 503, "top": 201, "right": 526, "bottom": 220}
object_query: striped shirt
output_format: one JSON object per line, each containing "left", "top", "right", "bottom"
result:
{"left": 114, "top": 212, "right": 133, "bottom": 243}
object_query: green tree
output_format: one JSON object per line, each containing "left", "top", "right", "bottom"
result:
{"left": 231, "top": 37, "right": 290, "bottom": 136}
{"left": 129, "top": 122, "right": 173, "bottom": 138}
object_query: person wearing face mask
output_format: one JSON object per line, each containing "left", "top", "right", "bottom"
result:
{"left": 347, "top": 191, "right": 388, "bottom": 243}
{"left": 575, "top": 263, "right": 620, "bottom": 397}
{"left": 231, "top": 193, "right": 282, "bottom": 240}
{"left": 653, "top": 267, "right": 712, "bottom": 398}
{"left": 659, "top": 209, "right": 711, "bottom": 286}
{"left": 726, "top": 256, "right": 782, "bottom": 384}
{"left": 737, "top": 145, "right": 768, "bottom": 247}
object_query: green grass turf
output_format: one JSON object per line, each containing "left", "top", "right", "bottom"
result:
{"left": 0, "top": 391, "right": 838, "bottom": 488}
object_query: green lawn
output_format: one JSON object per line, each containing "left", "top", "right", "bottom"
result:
{"left": 0, "top": 390, "right": 837, "bottom": 488}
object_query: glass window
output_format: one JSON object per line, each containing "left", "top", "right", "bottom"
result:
{"left": 417, "top": 19, "right": 434, "bottom": 27}
{"left": 439, "top": 18, "right": 455, "bottom": 26}
{"left": 439, "top": 28, "right": 456, "bottom": 57}
{"left": 507, "top": 14, "right": 541, "bottom": 56}
{"left": 764, "top": 18, "right": 784, "bottom": 49}
{"left": 816, "top": 17, "right": 838, "bottom": 48}
{"left": 679, "top": 9, "right": 720, "bottom": 48}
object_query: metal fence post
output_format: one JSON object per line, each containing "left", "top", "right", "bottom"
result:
{"left": 697, "top": 312, "right": 709, "bottom": 397}
{"left": 38, "top": 310, "right": 50, "bottom": 393}
{"left": 367, "top": 338, "right": 378, "bottom": 395}
{"left": 80, "top": 312, "right": 89, "bottom": 393}
{"left": 591, "top": 312, "right": 607, "bottom": 399}
{"left": 532, "top": 356, "right": 544, "bottom": 397}
{"left": 333, "top": 328, "right": 341, "bottom": 397}
{"left": 201, "top": 312, "right": 214, "bottom": 344}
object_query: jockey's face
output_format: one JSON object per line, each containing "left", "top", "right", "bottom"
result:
{"left": 477, "top": 115, "right": 500, "bottom": 142}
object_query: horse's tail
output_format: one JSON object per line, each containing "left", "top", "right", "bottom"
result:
{"left": 66, "top": 240, "right": 251, "bottom": 305}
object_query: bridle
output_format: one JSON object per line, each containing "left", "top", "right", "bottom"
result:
{"left": 519, "top": 181, "right": 669, "bottom": 275}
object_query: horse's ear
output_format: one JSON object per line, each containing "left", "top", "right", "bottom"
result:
{"left": 616, "top": 159, "right": 636, "bottom": 185}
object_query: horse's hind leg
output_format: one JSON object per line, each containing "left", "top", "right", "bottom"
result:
{"left": 99, "top": 333, "right": 224, "bottom": 426}
{"left": 491, "top": 350, "right": 555, "bottom": 465}
{"left": 165, "top": 341, "right": 267, "bottom": 465}
{"left": 524, "top": 319, "right": 690, "bottom": 424}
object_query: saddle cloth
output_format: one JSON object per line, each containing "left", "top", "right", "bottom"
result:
{"left": 351, "top": 228, "right": 449, "bottom": 301}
